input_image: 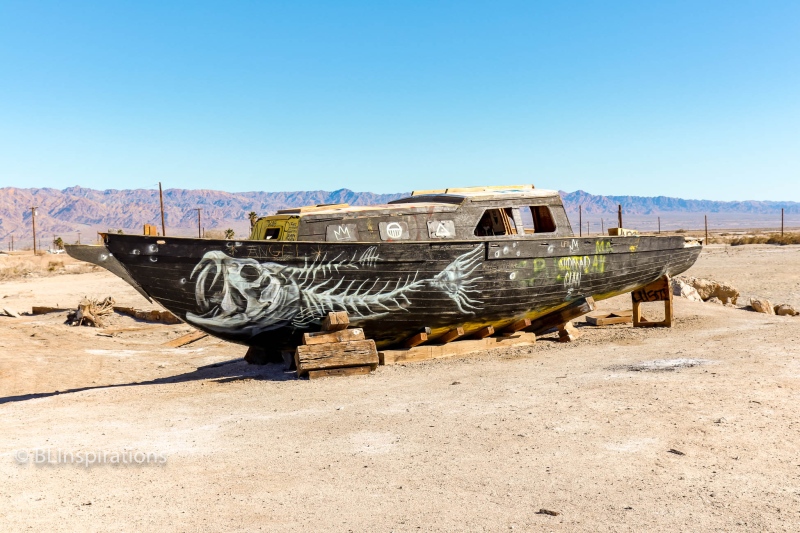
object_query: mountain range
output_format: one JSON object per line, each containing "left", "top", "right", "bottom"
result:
{"left": 1, "top": 186, "right": 798, "bottom": 248}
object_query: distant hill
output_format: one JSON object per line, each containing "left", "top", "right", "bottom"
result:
{"left": 1, "top": 186, "right": 798, "bottom": 248}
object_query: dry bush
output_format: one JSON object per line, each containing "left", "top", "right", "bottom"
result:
{"left": 0, "top": 254, "right": 99, "bottom": 281}
{"left": 730, "top": 233, "right": 800, "bottom": 246}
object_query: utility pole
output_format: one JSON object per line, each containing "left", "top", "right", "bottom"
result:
{"left": 193, "top": 208, "right": 202, "bottom": 238}
{"left": 601, "top": 218, "right": 604, "bottom": 235}
{"left": 781, "top": 208, "right": 784, "bottom": 236}
{"left": 77, "top": 232, "right": 81, "bottom": 245}
{"left": 586, "top": 221, "right": 589, "bottom": 236}
{"left": 705, "top": 215, "right": 708, "bottom": 242}
{"left": 159, "top": 182, "right": 167, "bottom": 237}
{"left": 617, "top": 205, "right": 623, "bottom": 229}
{"left": 658, "top": 217, "right": 661, "bottom": 234}
{"left": 29, "top": 206, "right": 38, "bottom": 255}
{"left": 11, "top": 235, "right": 14, "bottom": 251}
{"left": 579, "top": 205, "right": 582, "bottom": 237}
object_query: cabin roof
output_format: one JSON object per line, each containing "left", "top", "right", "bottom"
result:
{"left": 273, "top": 185, "right": 561, "bottom": 218}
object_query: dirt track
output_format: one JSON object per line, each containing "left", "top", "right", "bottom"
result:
{"left": 2, "top": 245, "right": 800, "bottom": 531}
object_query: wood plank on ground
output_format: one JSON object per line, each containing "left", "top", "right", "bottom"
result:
{"left": 307, "top": 365, "right": 373, "bottom": 379}
{"left": 586, "top": 310, "right": 633, "bottom": 326}
{"left": 31, "top": 306, "right": 70, "bottom": 315}
{"left": 163, "top": 330, "right": 208, "bottom": 348}
{"left": 380, "top": 332, "right": 536, "bottom": 365}
{"left": 295, "top": 339, "right": 379, "bottom": 376}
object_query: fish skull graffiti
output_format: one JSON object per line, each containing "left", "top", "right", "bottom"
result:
{"left": 186, "top": 246, "right": 484, "bottom": 337}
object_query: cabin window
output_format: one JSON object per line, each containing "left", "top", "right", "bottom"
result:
{"left": 517, "top": 206, "right": 557, "bottom": 233}
{"left": 474, "top": 208, "right": 519, "bottom": 236}
{"left": 263, "top": 228, "right": 281, "bottom": 239}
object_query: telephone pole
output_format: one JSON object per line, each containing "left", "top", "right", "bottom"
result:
{"left": 579, "top": 205, "right": 582, "bottom": 237}
{"left": 159, "top": 182, "right": 167, "bottom": 236}
{"left": 193, "top": 208, "right": 202, "bottom": 238}
{"left": 29, "top": 206, "right": 38, "bottom": 254}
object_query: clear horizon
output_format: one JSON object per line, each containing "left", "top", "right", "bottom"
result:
{"left": 1, "top": 1, "right": 798, "bottom": 201}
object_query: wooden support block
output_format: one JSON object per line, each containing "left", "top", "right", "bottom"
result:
{"left": 632, "top": 275, "right": 673, "bottom": 328}
{"left": 404, "top": 332, "right": 428, "bottom": 349}
{"left": 503, "top": 318, "right": 531, "bottom": 334}
{"left": 557, "top": 321, "right": 581, "bottom": 342}
{"left": 586, "top": 310, "right": 633, "bottom": 326}
{"left": 438, "top": 327, "right": 465, "bottom": 344}
{"left": 2, "top": 307, "right": 20, "bottom": 318}
{"left": 163, "top": 330, "right": 207, "bottom": 348}
{"left": 31, "top": 306, "right": 70, "bottom": 315}
{"left": 303, "top": 328, "right": 365, "bottom": 345}
{"left": 321, "top": 311, "right": 349, "bottom": 332}
{"left": 471, "top": 325, "right": 494, "bottom": 339}
{"left": 528, "top": 297, "right": 596, "bottom": 335}
{"left": 307, "top": 365, "right": 373, "bottom": 379}
{"left": 295, "top": 339, "right": 379, "bottom": 376}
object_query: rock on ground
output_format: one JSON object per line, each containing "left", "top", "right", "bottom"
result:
{"left": 750, "top": 297, "right": 775, "bottom": 314}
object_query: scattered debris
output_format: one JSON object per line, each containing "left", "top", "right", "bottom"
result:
{"left": 749, "top": 297, "right": 775, "bottom": 314}
{"left": 609, "top": 358, "right": 712, "bottom": 372}
{"left": 668, "top": 448, "right": 685, "bottom": 456}
{"left": 451, "top": 381, "right": 461, "bottom": 385}
{"left": 537, "top": 509, "right": 560, "bottom": 516}
{"left": 66, "top": 297, "right": 115, "bottom": 327}
{"left": 2, "top": 307, "right": 20, "bottom": 317}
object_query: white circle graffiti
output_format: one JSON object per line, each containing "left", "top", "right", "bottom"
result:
{"left": 386, "top": 222, "right": 403, "bottom": 239}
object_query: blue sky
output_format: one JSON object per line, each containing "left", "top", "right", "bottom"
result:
{"left": 0, "top": 1, "right": 798, "bottom": 200}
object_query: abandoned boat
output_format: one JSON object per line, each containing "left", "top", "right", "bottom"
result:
{"left": 82, "top": 185, "right": 701, "bottom": 352}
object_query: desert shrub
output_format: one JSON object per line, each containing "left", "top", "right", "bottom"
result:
{"left": 675, "top": 229, "right": 686, "bottom": 233}
{"left": 47, "top": 260, "right": 64, "bottom": 272}
{"left": 730, "top": 233, "right": 800, "bottom": 246}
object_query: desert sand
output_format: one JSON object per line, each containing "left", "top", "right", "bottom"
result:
{"left": 2, "top": 245, "right": 800, "bottom": 531}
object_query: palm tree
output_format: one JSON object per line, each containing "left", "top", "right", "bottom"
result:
{"left": 53, "top": 237, "right": 64, "bottom": 250}
{"left": 248, "top": 211, "right": 258, "bottom": 230}
{"left": 224, "top": 228, "right": 235, "bottom": 240}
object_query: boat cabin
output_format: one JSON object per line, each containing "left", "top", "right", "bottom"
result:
{"left": 248, "top": 185, "right": 574, "bottom": 242}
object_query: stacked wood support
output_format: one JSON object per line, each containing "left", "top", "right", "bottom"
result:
{"left": 527, "top": 297, "right": 596, "bottom": 336}
{"left": 471, "top": 325, "right": 494, "bottom": 339}
{"left": 438, "top": 327, "right": 465, "bottom": 344}
{"left": 403, "top": 327, "right": 432, "bottom": 348}
{"left": 503, "top": 318, "right": 531, "bottom": 334}
{"left": 632, "top": 275, "right": 673, "bottom": 328}
{"left": 557, "top": 321, "right": 581, "bottom": 342}
{"left": 295, "top": 313, "right": 378, "bottom": 378}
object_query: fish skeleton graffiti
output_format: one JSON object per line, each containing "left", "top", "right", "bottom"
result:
{"left": 186, "top": 246, "right": 484, "bottom": 336}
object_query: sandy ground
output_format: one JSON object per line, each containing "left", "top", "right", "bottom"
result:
{"left": 1, "top": 245, "right": 800, "bottom": 532}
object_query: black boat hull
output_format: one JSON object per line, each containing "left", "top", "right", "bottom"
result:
{"left": 100, "top": 234, "right": 701, "bottom": 351}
